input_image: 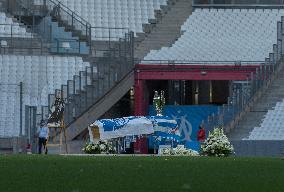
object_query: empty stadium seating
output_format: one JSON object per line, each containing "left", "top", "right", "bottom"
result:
{"left": 246, "top": 101, "right": 284, "bottom": 140}
{"left": 0, "top": 12, "right": 32, "bottom": 38}
{"left": 143, "top": 8, "right": 284, "bottom": 63}
{"left": 47, "top": 0, "right": 168, "bottom": 40}
{"left": 0, "top": 55, "right": 90, "bottom": 137}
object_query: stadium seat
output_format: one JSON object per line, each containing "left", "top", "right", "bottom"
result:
{"left": 246, "top": 100, "right": 284, "bottom": 140}
{"left": 0, "top": 55, "right": 90, "bottom": 137}
{"left": 143, "top": 8, "right": 284, "bottom": 63}
{"left": 0, "top": 11, "right": 33, "bottom": 38}
{"left": 54, "top": 0, "right": 166, "bottom": 40}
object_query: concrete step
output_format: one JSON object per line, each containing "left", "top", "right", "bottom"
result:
{"left": 67, "top": 71, "right": 134, "bottom": 140}
{"left": 134, "top": 0, "right": 192, "bottom": 60}
{"left": 229, "top": 65, "right": 284, "bottom": 140}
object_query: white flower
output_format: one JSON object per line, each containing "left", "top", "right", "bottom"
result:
{"left": 202, "top": 127, "right": 234, "bottom": 157}
{"left": 83, "top": 140, "right": 116, "bottom": 154}
{"left": 160, "top": 146, "right": 199, "bottom": 156}
{"left": 99, "top": 144, "right": 106, "bottom": 151}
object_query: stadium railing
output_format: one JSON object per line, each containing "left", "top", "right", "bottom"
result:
{"left": 140, "top": 60, "right": 263, "bottom": 65}
{"left": 204, "top": 19, "right": 284, "bottom": 134}
{"left": 47, "top": 32, "right": 135, "bottom": 129}
{"left": 0, "top": 22, "right": 90, "bottom": 55}
{"left": 193, "top": 0, "right": 284, "bottom": 6}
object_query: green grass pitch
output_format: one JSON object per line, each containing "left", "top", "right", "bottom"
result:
{"left": 0, "top": 155, "right": 283, "bottom": 192}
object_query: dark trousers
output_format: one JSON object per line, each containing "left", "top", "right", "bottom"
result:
{"left": 38, "top": 137, "right": 47, "bottom": 154}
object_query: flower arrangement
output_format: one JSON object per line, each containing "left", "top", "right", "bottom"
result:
{"left": 153, "top": 90, "right": 166, "bottom": 116}
{"left": 201, "top": 127, "right": 234, "bottom": 157}
{"left": 82, "top": 140, "right": 116, "bottom": 154}
{"left": 160, "top": 146, "right": 199, "bottom": 156}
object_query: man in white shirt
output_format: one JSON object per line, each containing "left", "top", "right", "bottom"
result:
{"left": 37, "top": 120, "right": 49, "bottom": 154}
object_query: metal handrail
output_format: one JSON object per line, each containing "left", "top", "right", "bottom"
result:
{"left": 140, "top": 60, "right": 264, "bottom": 65}
{"left": 0, "top": 23, "right": 34, "bottom": 36}
{"left": 193, "top": 4, "right": 284, "bottom": 9}
{"left": 45, "top": 0, "right": 92, "bottom": 50}
{"left": 53, "top": 38, "right": 87, "bottom": 54}
{"left": 0, "top": 23, "right": 91, "bottom": 55}
{"left": 91, "top": 26, "right": 129, "bottom": 30}
{"left": 48, "top": 0, "right": 91, "bottom": 26}
{"left": 65, "top": 69, "right": 135, "bottom": 128}
{"left": 205, "top": 54, "right": 282, "bottom": 133}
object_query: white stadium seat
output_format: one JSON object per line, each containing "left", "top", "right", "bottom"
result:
{"left": 246, "top": 100, "right": 284, "bottom": 140}
{"left": 55, "top": 0, "right": 166, "bottom": 40}
{"left": 0, "top": 11, "right": 33, "bottom": 38}
{"left": 143, "top": 8, "right": 284, "bottom": 63}
{"left": 0, "top": 55, "right": 90, "bottom": 137}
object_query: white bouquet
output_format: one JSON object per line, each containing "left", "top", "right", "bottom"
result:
{"left": 201, "top": 127, "right": 234, "bottom": 157}
{"left": 160, "top": 146, "right": 199, "bottom": 156}
{"left": 82, "top": 140, "right": 116, "bottom": 154}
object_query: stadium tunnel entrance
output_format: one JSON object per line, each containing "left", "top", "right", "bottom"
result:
{"left": 147, "top": 80, "right": 229, "bottom": 106}
{"left": 134, "top": 64, "right": 259, "bottom": 116}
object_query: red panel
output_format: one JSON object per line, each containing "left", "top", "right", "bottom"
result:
{"left": 135, "top": 64, "right": 259, "bottom": 81}
{"left": 134, "top": 79, "right": 146, "bottom": 116}
{"left": 136, "top": 63, "right": 259, "bottom": 70}
{"left": 136, "top": 71, "right": 251, "bottom": 80}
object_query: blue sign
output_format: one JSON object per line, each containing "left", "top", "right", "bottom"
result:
{"left": 149, "top": 105, "right": 218, "bottom": 142}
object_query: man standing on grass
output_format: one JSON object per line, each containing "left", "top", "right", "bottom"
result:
{"left": 37, "top": 120, "right": 49, "bottom": 154}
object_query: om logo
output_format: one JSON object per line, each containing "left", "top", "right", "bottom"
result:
{"left": 171, "top": 111, "right": 192, "bottom": 142}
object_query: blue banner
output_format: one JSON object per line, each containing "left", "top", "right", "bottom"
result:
{"left": 149, "top": 105, "right": 218, "bottom": 142}
{"left": 90, "top": 116, "right": 179, "bottom": 141}
{"left": 151, "top": 116, "right": 180, "bottom": 142}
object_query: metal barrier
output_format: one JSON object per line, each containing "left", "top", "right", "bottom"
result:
{"left": 3, "top": 0, "right": 133, "bottom": 139}
{"left": 0, "top": 83, "right": 22, "bottom": 137}
{"left": 52, "top": 38, "right": 89, "bottom": 55}
{"left": 140, "top": 60, "right": 263, "bottom": 65}
{"left": 44, "top": 0, "right": 92, "bottom": 48}
{"left": 24, "top": 105, "right": 49, "bottom": 153}
{"left": 2, "top": 0, "right": 91, "bottom": 55}
{"left": 0, "top": 23, "right": 45, "bottom": 54}
{"left": 0, "top": 22, "right": 90, "bottom": 55}
{"left": 3, "top": 0, "right": 132, "bottom": 56}
{"left": 90, "top": 27, "right": 130, "bottom": 41}
{"left": 25, "top": 106, "right": 37, "bottom": 153}
{"left": 231, "top": 140, "right": 284, "bottom": 156}
{"left": 193, "top": 0, "right": 284, "bottom": 6}
{"left": 47, "top": 31, "right": 135, "bottom": 127}
{"left": 203, "top": 18, "right": 284, "bottom": 134}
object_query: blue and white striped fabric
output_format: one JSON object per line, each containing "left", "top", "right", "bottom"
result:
{"left": 91, "top": 116, "right": 154, "bottom": 140}
{"left": 151, "top": 116, "right": 181, "bottom": 142}
{"left": 90, "top": 116, "right": 180, "bottom": 141}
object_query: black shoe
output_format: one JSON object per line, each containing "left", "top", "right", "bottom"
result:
{"left": 45, "top": 148, "right": 48, "bottom": 154}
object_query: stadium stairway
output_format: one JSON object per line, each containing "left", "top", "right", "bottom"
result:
{"left": 228, "top": 63, "right": 284, "bottom": 141}
{"left": 0, "top": 0, "right": 133, "bottom": 152}
{"left": 0, "top": 0, "right": 193, "bottom": 153}
{"left": 134, "top": 0, "right": 192, "bottom": 60}
{"left": 59, "top": 0, "right": 194, "bottom": 143}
